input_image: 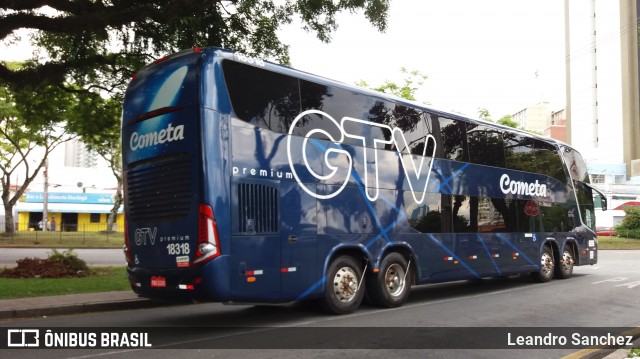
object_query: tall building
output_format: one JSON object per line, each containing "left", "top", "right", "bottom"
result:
{"left": 64, "top": 138, "right": 98, "bottom": 168}
{"left": 511, "top": 102, "right": 552, "bottom": 134}
{"left": 564, "top": 0, "right": 640, "bottom": 182}
{"left": 564, "top": 0, "right": 640, "bottom": 227}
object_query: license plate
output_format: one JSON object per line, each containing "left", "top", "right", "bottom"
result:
{"left": 150, "top": 276, "right": 167, "bottom": 288}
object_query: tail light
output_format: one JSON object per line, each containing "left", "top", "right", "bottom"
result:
{"left": 194, "top": 204, "right": 220, "bottom": 265}
{"left": 123, "top": 218, "right": 133, "bottom": 266}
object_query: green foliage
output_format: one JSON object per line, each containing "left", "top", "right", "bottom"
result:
{"left": 478, "top": 109, "right": 521, "bottom": 129}
{"left": 615, "top": 228, "right": 640, "bottom": 239}
{"left": 357, "top": 67, "right": 428, "bottom": 102}
{"left": 478, "top": 107, "right": 492, "bottom": 122}
{"left": 47, "top": 249, "right": 90, "bottom": 273}
{"left": 2, "top": 0, "right": 390, "bottom": 95}
{"left": 0, "top": 267, "right": 128, "bottom": 299}
{"left": 618, "top": 207, "right": 640, "bottom": 230}
{"left": 497, "top": 115, "right": 519, "bottom": 128}
{"left": 0, "top": 76, "right": 77, "bottom": 233}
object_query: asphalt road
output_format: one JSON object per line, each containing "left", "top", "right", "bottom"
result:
{"left": 0, "top": 248, "right": 125, "bottom": 267}
{"left": 2, "top": 250, "right": 639, "bottom": 359}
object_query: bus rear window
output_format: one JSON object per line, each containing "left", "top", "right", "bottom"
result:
{"left": 123, "top": 53, "right": 199, "bottom": 124}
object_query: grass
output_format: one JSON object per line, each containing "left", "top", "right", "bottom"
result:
{"left": 0, "top": 231, "right": 123, "bottom": 248}
{"left": 0, "top": 232, "right": 636, "bottom": 300}
{"left": 597, "top": 235, "right": 640, "bottom": 250}
{"left": 0, "top": 266, "right": 129, "bottom": 299}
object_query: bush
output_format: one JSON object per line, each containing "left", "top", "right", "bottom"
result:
{"left": 619, "top": 207, "right": 640, "bottom": 230}
{"left": 47, "top": 248, "right": 90, "bottom": 273}
{"left": 614, "top": 228, "right": 640, "bottom": 239}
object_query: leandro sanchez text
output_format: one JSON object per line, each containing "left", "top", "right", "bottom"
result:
{"left": 507, "top": 332, "right": 633, "bottom": 347}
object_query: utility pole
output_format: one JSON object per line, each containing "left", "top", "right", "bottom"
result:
{"left": 43, "top": 157, "right": 48, "bottom": 231}
{"left": 590, "top": 0, "right": 599, "bottom": 148}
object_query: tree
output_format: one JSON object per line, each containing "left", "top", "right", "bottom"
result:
{"left": 1, "top": 0, "right": 390, "bottom": 94}
{"left": 477, "top": 108, "right": 521, "bottom": 129}
{"left": 66, "top": 93, "right": 123, "bottom": 232}
{"left": 2, "top": 1, "right": 390, "bottom": 232}
{"left": 357, "top": 67, "right": 428, "bottom": 102}
{"left": 477, "top": 107, "right": 492, "bottom": 122}
{"left": 497, "top": 114, "right": 520, "bottom": 128}
{"left": 0, "top": 80, "right": 74, "bottom": 234}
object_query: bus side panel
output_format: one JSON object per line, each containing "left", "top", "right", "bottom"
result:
{"left": 280, "top": 181, "right": 320, "bottom": 301}
{"left": 200, "top": 108, "right": 233, "bottom": 300}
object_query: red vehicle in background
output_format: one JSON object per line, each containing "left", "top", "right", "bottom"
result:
{"left": 596, "top": 227, "right": 616, "bottom": 236}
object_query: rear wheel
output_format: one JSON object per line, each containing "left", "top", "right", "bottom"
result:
{"left": 367, "top": 253, "right": 411, "bottom": 308}
{"left": 555, "top": 246, "right": 574, "bottom": 279}
{"left": 321, "top": 255, "right": 364, "bottom": 315}
{"left": 531, "top": 245, "right": 554, "bottom": 283}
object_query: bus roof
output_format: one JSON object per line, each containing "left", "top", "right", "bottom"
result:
{"left": 139, "top": 46, "right": 563, "bottom": 150}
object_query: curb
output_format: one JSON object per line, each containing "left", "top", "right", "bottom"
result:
{"left": 0, "top": 296, "right": 176, "bottom": 320}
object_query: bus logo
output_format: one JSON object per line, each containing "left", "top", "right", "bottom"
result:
{"left": 286, "top": 109, "right": 436, "bottom": 203}
{"left": 129, "top": 122, "right": 185, "bottom": 152}
{"left": 499, "top": 174, "right": 547, "bottom": 198}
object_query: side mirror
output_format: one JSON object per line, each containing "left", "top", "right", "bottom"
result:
{"left": 600, "top": 195, "right": 607, "bottom": 211}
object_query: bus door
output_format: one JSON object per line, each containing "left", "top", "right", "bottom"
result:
{"left": 229, "top": 179, "right": 282, "bottom": 302}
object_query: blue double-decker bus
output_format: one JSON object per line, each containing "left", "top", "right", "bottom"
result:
{"left": 122, "top": 47, "right": 607, "bottom": 314}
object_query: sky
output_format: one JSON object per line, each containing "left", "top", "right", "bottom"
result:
{"left": 0, "top": 0, "right": 567, "bottom": 120}
{"left": 278, "top": 0, "right": 567, "bottom": 119}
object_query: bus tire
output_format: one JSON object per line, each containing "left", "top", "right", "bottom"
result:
{"left": 554, "top": 246, "right": 574, "bottom": 279}
{"left": 531, "top": 245, "right": 554, "bottom": 283}
{"left": 321, "top": 255, "right": 364, "bottom": 315}
{"left": 367, "top": 253, "right": 411, "bottom": 308}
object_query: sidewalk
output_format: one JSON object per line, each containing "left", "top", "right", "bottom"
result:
{"left": 0, "top": 291, "right": 165, "bottom": 320}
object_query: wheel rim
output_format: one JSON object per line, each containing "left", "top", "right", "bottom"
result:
{"left": 561, "top": 250, "right": 574, "bottom": 273}
{"left": 332, "top": 266, "right": 359, "bottom": 303}
{"left": 384, "top": 263, "right": 406, "bottom": 298}
{"left": 540, "top": 251, "right": 554, "bottom": 277}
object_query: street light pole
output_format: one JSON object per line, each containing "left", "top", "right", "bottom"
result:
{"left": 43, "top": 157, "right": 48, "bottom": 231}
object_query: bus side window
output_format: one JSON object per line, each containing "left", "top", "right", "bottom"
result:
{"left": 574, "top": 182, "right": 596, "bottom": 230}
{"left": 466, "top": 124, "right": 505, "bottom": 168}
{"left": 561, "top": 146, "right": 590, "bottom": 183}
{"left": 389, "top": 105, "right": 426, "bottom": 155}
{"left": 516, "top": 200, "right": 542, "bottom": 233}
{"left": 452, "top": 195, "right": 472, "bottom": 233}
{"left": 404, "top": 192, "right": 443, "bottom": 233}
{"left": 534, "top": 140, "right": 568, "bottom": 183}
{"left": 433, "top": 117, "right": 468, "bottom": 162}
{"left": 503, "top": 133, "right": 537, "bottom": 173}
{"left": 223, "top": 60, "right": 300, "bottom": 133}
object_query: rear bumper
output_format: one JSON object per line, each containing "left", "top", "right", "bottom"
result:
{"left": 127, "top": 255, "right": 230, "bottom": 302}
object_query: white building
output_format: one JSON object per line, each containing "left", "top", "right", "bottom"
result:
{"left": 564, "top": 0, "right": 640, "bottom": 226}
{"left": 565, "top": 0, "right": 640, "bottom": 181}
{"left": 512, "top": 102, "right": 552, "bottom": 134}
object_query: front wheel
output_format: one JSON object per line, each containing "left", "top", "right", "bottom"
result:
{"left": 554, "top": 246, "right": 574, "bottom": 279}
{"left": 321, "top": 255, "right": 365, "bottom": 315}
{"left": 531, "top": 245, "right": 554, "bottom": 283}
{"left": 367, "top": 253, "right": 411, "bottom": 308}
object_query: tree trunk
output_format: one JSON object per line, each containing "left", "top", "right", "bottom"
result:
{"left": 106, "top": 189, "right": 123, "bottom": 232}
{"left": 3, "top": 202, "right": 15, "bottom": 234}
